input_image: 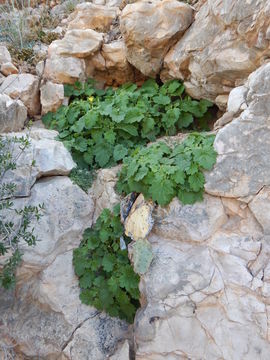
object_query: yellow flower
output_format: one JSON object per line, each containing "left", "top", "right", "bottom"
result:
{"left": 88, "top": 96, "right": 94, "bottom": 103}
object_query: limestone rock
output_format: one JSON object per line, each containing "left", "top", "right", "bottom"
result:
{"left": 0, "top": 94, "right": 27, "bottom": 133}
{"left": 100, "top": 40, "right": 134, "bottom": 84}
{"left": 49, "top": 29, "right": 104, "bottom": 58}
{"left": 0, "top": 175, "right": 130, "bottom": 359}
{"left": 120, "top": 0, "right": 193, "bottom": 77}
{"left": 0, "top": 74, "right": 40, "bottom": 116}
{"left": 109, "top": 340, "right": 130, "bottom": 360}
{"left": 0, "top": 45, "right": 11, "bottom": 64}
{"left": 134, "top": 195, "right": 268, "bottom": 359}
{"left": 90, "top": 166, "right": 121, "bottom": 222}
{"left": 0, "top": 73, "right": 5, "bottom": 85}
{"left": 163, "top": 0, "right": 270, "bottom": 101}
{"left": 249, "top": 187, "right": 270, "bottom": 235}
{"left": 68, "top": 3, "right": 119, "bottom": 32}
{"left": 1, "top": 128, "right": 75, "bottom": 197}
{"left": 153, "top": 195, "right": 227, "bottom": 242}
{"left": 44, "top": 53, "right": 85, "bottom": 84}
{"left": 227, "top": 85, "right": 248, "bottom": 114}
{"left": 125, "top": 194, "right": 154, "bottom": 241}
{"left": 0, "top": 62, "right": 18, "bottom": 76}
{"left": 85, "top": 39, "right": 136, "bottom": 85}
{"left": 40, "top": 81, "right": 64, "bottom": 114}
{"left": 205, "top": 62, "right": 270, "bottom": 198}
{"left": 134, "top": 62, "right": 270, "bottom": 359}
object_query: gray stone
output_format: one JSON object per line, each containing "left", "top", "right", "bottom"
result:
{"left": 0, "top": 74, "right": 40, "bottom": 116}
{"left": 40, "top": 81, "right": 64, "bottom": 114}
{"left": 162, "top": 0, "right": 270, "bottom": 101}
{"left": 2, "top": 128, "right": 75, "bottom": 197}
{"left": 205, "top": 63, "right": 270, "bottom": 198}
{"left": 0, "top": 94, "right": 27, "bottom": 133}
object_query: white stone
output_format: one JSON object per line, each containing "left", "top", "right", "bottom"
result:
{"left": 40, "top": 81, "right": 64, "bottom": 114}
{"left": 0, "top": 74, "right": 40, "bottom": 116}
{"left": 0, "top": 94, "right": 27, "bottom": 133}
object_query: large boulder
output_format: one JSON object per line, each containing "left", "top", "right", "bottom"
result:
{"left": 68, "top": 3, "right": 119, "bottom": 32}
{"left": 0, "top": 74, "right": 40, "bottom": 116}
{"left": 205, "top": 62, "right": 270, "bottom": 198}
{"left": 85, "top": 39, "right": 136, "bottom": 85}
{"left": 44, "top": 53, "right": 86, "bottom": 84}
{"left": 49, "top": 29, "right": 104, "bottom": 58}
{"left": 162, "top": 0, "right": 270, "bottom": 102}
{"left": 120, "top": 0, "right": 193, "bottom": 77}
{"left": 40, "top": 81, "right": 64, "bottom": 114}
{"left": 132, "top": 63, "right": 270, "bottom": 359}
{"left": 2, "top": 128, "right": 75, "bottom": 197}
{"left": 0, "top": 175, "right": 130, "bottom": 359}
{"left": 0, "top": 94, "right": 27, "bottom": 133}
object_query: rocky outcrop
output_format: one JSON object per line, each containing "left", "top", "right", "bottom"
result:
{"left": 131, "top": 62, "right": 270, "bottom": 359}
{"left": 44, "top": 53, "right": 86, "bottom": 84}
{"left": 120, "top": 0, "right": 193, "bottom": 77}
{"left": 0, "top": 128, "right": 131, "bottom": 359}
{"left": 0, "top": 94, "right": 27, "bottom": 133}
{"left": 0, "top": 74, "right": 40, "bottom": 116}
{"left": 205, "top": 62, "right": 270, "bottom": 198}
{"left": 162, "top": 0, "right": 270, "bottom": 103}
{"left": 2, "top": 128, "right": 75, "bottom": 197}
{"left": 49, "top": 29, "right": 104, "bottom": 58}
{"left": 40, "top": 81, "right": 64, "bottom": 114}
{"left": 44, "top": 1, "right": 143, "bottom": 86}
{"left": 67, "top": 3, "right": 119, "bottom": 32}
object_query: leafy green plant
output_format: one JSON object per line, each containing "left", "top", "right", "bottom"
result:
{"left": 69, "top": 167, "right": 95, "bottom": 193}
{"left": 73, "top": 204, "right": 140, "bottom": 323}
{"left": 42, "top": 79, "right": 213, "bottom": 170}
{"left": 0, "top": 135, "right": 43, "bottom": 289}
{"left": 116, "top": 133, "right": 217, "bottom": 206}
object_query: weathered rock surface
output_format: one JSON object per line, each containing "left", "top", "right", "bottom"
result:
{"left": 40, "top": 81, "right": 64, "bottom": 114}
{"left": 0, "top": 174, "right": 130, "bottom": 359}
{"left": 0, "top": 62, "right": 18, "bottom": 76}
{"left": 163, "top": 0, "right": 270, "bottom": 101}
{"left": 0, "top": 74, "right": 40, "bottom": 116}
{"left": 0, "top": 94, "right": 27, "bottom": 133}
{"left": 2, "top": 128, "right": 75, "bottom": 197}
{"left": 90, "top": 166, "right": 121, "bottom": 222}
{"left": 85, "top": 39, "right": 136, "bottom": 85}
{"left": 205, "top": 62, "right": 270, "bottom": 198}
{"left": 133, "top": 62, "right": 270, "bottom": 359}
{"left": 0, "top": 45, "right": 12, "bottom": 65}
{"left": 120, "top": 0, "right": 193, "bottom": 77}
{"left": 50, "top": 29, "right": 104, "bottom": 58}
{"left": 68, "top": 3, "right": 119, "bottom": 32}
{"left": 44, "top": 53, "right": 86, "bottom": 84}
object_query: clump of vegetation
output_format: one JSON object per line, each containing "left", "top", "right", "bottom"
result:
{"left": 0, "top": 0, "right": 60, "bottom": 64}
{"left": 69, "top": 167, "right": 95, "bottom": 193}
{"left": 0, "top": 135, "right": 43, "bottom": 289}
{"left": 73, "top": 205, "right": 140, "bottom": 323}
{"left": 117, "top": 133, "right": 217, "bottom": 206}
{"left": 42, "top": 79, "right": 213, "bottom": 170}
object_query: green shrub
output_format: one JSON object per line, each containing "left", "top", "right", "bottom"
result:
{"left": 42, "top": 79, "right": 213, "bottom": 170}
{"left": 73, "top": 204, "right": 140, "bottom": 323}
{"left": 0, "top": 135, "right": 43, "bottom": 289}
{"left": 116, "top": 133, "right": 217, "bottom": 206}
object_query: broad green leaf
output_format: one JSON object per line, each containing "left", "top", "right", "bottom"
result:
{"left": 93, "top": 143, "right": 112, "bottom": 167}
{"left": 113, "top": 144, "right": 128, "bottom": 162}
{"left": 124, "top": 108, "right": 144, "bottom": 123}
{"left": 188, "top": 172, "right": 205, "bottom": 192}
{"left": 149, "top": 178, "right": 175, "bottom": 206}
